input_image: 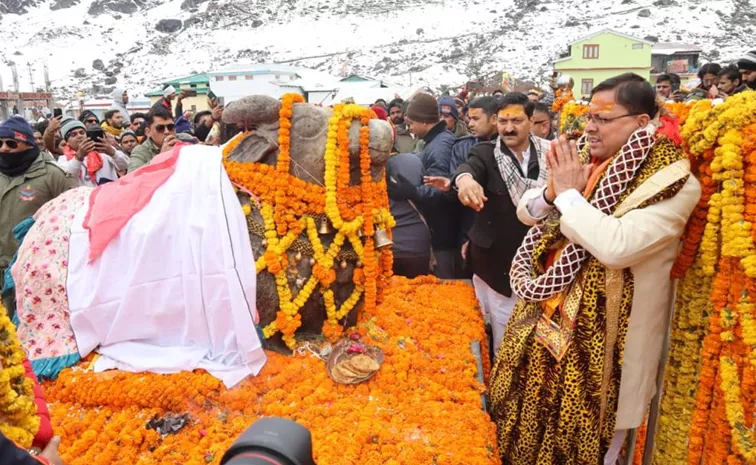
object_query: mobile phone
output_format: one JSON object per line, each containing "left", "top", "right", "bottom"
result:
{"left": 53, "top": 108, "right": 63, "bottom": 118}
{"left": 86, "top": 128, "right": 104, "bottom": 143}
{"left": 207, "top": 89, "right": 217, "bottom": 101}
{"left": 183, "top": 89, "right": 197, "bottom": 97}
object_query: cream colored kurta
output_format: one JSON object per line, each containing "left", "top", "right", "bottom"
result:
{"left": 516, "top": 174, "right": 701, "bottom": 429}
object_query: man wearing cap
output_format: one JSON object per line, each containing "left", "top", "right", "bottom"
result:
{"left": 79, "top": 110, "right": 100, "bottom": 128}
{"left": 0, "top": 116, "right": 77, "bottom": 315}
{"left": 152, "top": 85, "right": 184, "bottom": 119}
{"left": 56, "top": 118, "right": 129, "bottom": 187}
{"left": 119, "top": 130, "right": 138, "bottom": 156}
{"left": 735, "top": 50, "right": 756, "bottom": 93}
{"left": 391, "top": 92, "right": 458, "bottom": 278}
{"left": 439, "top": 96, "right": 470, "bottom": 138}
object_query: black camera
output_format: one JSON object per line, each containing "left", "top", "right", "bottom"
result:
{"left": 221, "top": 417, "right": 316, "bottom": 465}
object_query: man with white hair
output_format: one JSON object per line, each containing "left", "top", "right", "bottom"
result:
{"left": 151, "top": 85, "right": 184, "bottom": 119}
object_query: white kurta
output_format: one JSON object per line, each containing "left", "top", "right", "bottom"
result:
{"left": 517, "top": 174, "right": 701, "bottom": 429}
{"left": 66, "top": 145, "right": 266, "bottom": 388}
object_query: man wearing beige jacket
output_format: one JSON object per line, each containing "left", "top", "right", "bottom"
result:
{"left": 489, "top": 73, "right": 701, "bottom": 465}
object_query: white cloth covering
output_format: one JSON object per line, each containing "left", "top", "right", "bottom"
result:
{"left": 66, "top": 144, "right": 266, "bottom": 388}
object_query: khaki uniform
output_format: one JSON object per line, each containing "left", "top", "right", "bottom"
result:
{"left": 0, "top": 156, "right": 77, "bottom": 278}
{"left": 128, "top": 138, "right": 161, "bottom": 173}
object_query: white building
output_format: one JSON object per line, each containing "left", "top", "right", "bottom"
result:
{"left": 207, "top": 64, "right": 421, "bottom": 107}
{"left": 208, "top": 63, "right": 338, "bottom": 104}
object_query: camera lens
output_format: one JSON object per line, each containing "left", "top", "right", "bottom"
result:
{"left": 221, "top": 417, "right": 316, "bottom": 465}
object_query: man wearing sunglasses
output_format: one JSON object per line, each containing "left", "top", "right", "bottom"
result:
{"left": 79, "top": 110, "right": 100, "bottom": 128}
{"left": 0, "top": 116, "right": 77, "bottom": 316}
{"left": 128, "top": 107, "right": 178, "bottom": 173}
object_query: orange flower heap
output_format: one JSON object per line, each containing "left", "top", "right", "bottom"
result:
{"left": 223, "top": 95, "right": 395, "bottom": 348}
{"left": 46, "top": 277, "right": 498, "bottom": 465}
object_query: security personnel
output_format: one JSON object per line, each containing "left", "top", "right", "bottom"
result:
{"left": 0, "top": 116, "right": 77, "bottom": 315}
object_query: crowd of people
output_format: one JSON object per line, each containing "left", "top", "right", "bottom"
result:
{"left": 1, "top": 48, "right": 756, "bottom": 465}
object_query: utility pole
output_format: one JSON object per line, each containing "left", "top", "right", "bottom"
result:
{"left": 44, "top": 61, "right": 53, "bottom": 111}
{"left": 27, "top": 62, "right": 35, "bottom": 91}
{"left": 0, "top": 72, "right": 6, "bottom": 120}
{"left": 11, "top": 62, "right": 22, "bottom": 117}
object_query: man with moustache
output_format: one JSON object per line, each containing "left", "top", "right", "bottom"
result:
{"left": 388, "top": 98, "right": 416, "bottom": 153}
{"left": 452, "top": 93, "right": 550, "bottom": 351}
{"left": 491, "top": 73, "right": 700, "bottom": 465}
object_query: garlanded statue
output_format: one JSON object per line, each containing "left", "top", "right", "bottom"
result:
{"left": 552, "top": 74, "right": 576, "bottom": 114}
{"left": 7, "top": 93, "right": 395, "bottom": 386}
{"left": 220, "top": 94, "right": 396, "bottom": 349}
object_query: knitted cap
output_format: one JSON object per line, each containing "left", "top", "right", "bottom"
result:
{"left": 0, "top": 116, "right": 37, "bottom": 147}
{"left": 737, "top": 50, "right": 756, "bottom": 71}
{"left": 438, "top": 96, "right": 459, "bottom": 121}
{"left": 164, "top": 85, "right": 177, "bottom": 97}
{"left": 406, "top": 93, "right": 439, "bottom": 124}
{"left": 61, "top": 118, "right": 86, "bottom": 140}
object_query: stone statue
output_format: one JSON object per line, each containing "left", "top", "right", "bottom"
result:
{"left": 222, "top": 95, "right": 395, "bottom": 346}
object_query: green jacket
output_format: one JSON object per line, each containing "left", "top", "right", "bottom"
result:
{"left": 0, "top": 155, "right": 77, "bottom": 276}
{"left": 128, "top": 138, "right": 161, "bottom": 173}
{"left": 452, "top": 120, "right": 470, "bottom": 138}
{"left": 394, "top": 123, "right": 420, "bottom": 154}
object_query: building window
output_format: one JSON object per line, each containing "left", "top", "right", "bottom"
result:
{"left": 191, "top": 105, "right": 196, "bottom": 112}
{"left": 582, "top": 44, "right": 599, "bottom": 59}
{"left": 632, "top": 43, "right": 644, "bottom": 50}
{"left": 245, "top": 75, "right": 254, "bottom": 80}
{"left": 581, "top": 79, "right": 594, "bottom": 95}
{"left": 215, "top": 76, "right": 224, "bottom": 81}
{"left": 228, "top": 75, "right": 237, "bottom": 81}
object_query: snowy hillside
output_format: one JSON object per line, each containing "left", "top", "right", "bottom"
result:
{"left": 0, "top": 0, "right": 753, "bottom": 99}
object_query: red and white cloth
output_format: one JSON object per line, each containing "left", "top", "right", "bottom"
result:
{"left": 61, "top": 144, "right": 265, "bottom": 387}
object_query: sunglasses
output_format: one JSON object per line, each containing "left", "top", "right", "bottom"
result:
{"left": 86, "top": 118, "right": 98, "bottom": 124}
{"left": 154, "top": 123, "right": 176, "bottom": 133}
{"left": 0, "top": 139, "right": 19, "bottom": 149}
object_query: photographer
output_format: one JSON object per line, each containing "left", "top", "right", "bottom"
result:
{"left": 56, "top": 118, "right": 129, "bottom": 187}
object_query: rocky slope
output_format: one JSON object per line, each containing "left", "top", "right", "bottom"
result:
{"left": 0, "top": 0, "right": 752, "bottom": 98}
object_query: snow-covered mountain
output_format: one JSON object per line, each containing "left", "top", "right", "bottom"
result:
{"left": 0, "top": 0, "right": 752, "bottom": 99}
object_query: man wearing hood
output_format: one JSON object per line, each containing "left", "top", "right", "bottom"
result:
{"left": 0, "top": 116, "right": 76, "bottom": 315}
{"left": 109, "top": 88, "right": 131, "bottom": 125}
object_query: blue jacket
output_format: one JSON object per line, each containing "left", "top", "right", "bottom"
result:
{"left": 414, "top": 121, "right": 456, "bottom": 250}
{"left": 0, "top": 433, "right": 46, "bottom": 465}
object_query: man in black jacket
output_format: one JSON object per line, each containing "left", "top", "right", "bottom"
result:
{"left": 453, "top": 93, "right": 550, "bottom": 351}
{"left": 399, "top": 93, "right": 457, "bottom": 278}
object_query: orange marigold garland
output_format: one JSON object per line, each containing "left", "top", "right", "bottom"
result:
{"left": 46, "top": 278, "right": 498, "bottom": 465}
{"left": 223, "top": 95, "right": 395, "bottom": 349}
{"left": 551, "top": 88, "right": 574, "bottom": 114}
{"left": 655, "top": 96, "right": 756, "bottom": 465}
